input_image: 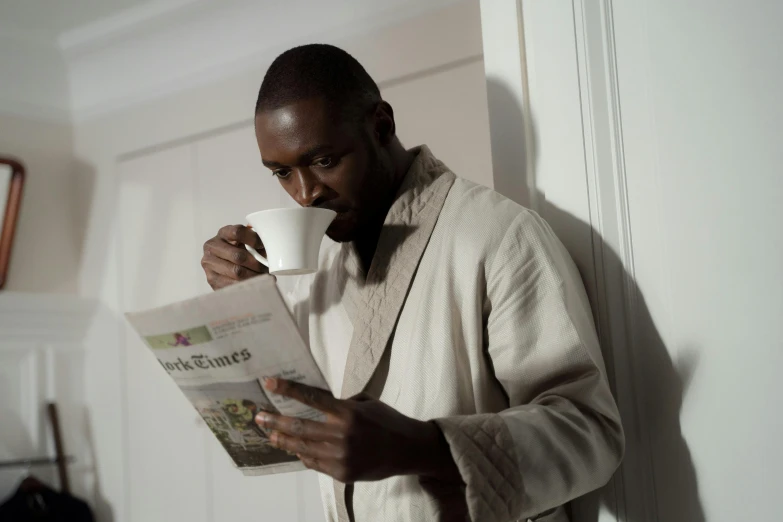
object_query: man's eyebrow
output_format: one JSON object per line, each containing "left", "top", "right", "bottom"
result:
{"left": 261, "top": 145, "right": 335, "bottom": 170}
{"left": 298, "top": 145, "right": 334, "bottom": 163}
{"left": 262, "top": 159, "right": 285, "bottom": 168}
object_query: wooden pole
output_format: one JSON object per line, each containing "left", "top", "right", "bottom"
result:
{"left": 47, "top": 403, "right": 70, "bottom": 493}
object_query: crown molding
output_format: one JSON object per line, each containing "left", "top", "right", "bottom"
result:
{"left": 58, "top": 0, "right": 205, "bottom": 54}
{"left": 61, "top": 0, "right": 462, "bottom": 122}
{"left": 1, "top": 0, "right": 466, "bottom": 123}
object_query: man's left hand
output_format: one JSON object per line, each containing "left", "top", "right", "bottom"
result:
{"left": 255, "top": 377, "right": 460, "bottom": 484}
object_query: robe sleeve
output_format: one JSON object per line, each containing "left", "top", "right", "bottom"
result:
{"left": 433, "top": 210, "right": 625, "bottom": 521}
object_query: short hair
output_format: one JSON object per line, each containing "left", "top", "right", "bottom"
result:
{"left": 255, "top": 44, "right": 381, "bottom": 121}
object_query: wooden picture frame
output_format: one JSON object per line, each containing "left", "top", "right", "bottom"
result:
{"left": 0, "top": 158, "right": 25, "bottom": 290}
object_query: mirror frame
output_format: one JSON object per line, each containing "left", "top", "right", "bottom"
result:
{"left": 0, "top": 158, "right": 25, "bottom": 290}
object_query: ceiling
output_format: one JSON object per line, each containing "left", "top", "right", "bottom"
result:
{"left": 0, "top": 0, "right": 154, "bottom": 43}
{"left": 0, "top": 0, "right": 464, "bottom": 121}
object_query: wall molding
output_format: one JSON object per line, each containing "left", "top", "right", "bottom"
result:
{"left": 62, "top": 0, "right": 462, "bottom": 122}
{"left": 1, "top": 0, "right": 465, "bottom": 123}
{"left": 572, "top": 0, "right": 657, "bottom": 521}
{"left": 57, "top": 0, "right": 204, "bottom": 54}
{"left": 481, "top": 2, "right": 650, "bottom": 517}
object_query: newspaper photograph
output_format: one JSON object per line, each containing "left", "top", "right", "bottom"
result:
{"left": 124, "top": 275, "right": 329, "bottom": 476}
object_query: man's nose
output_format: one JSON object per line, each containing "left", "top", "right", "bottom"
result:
{"left": 293, "top": 168, "right": 327, "bottom": 208}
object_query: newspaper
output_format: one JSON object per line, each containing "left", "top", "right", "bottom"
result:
{"left": 124, "top": 275, "right": 328, "bottom": 476}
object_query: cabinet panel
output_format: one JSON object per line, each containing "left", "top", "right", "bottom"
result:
{"left": 194, "top": 127, "right": 319, "bottom": 521}
{"left": 118, "top": 144, "right": 209, "bottom": 522}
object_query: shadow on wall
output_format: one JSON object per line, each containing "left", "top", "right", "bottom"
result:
{"left": 83, "top": 409, "right": 114, "bottom": 522}
{"left": 485, "top": 79, "right": 706, "bottom": 522}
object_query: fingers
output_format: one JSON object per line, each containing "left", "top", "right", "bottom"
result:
{"left": 202, "top": 251, "right": 263, "bottom": 290}
{"left": 266, "top": 426, "right": 356, "bottom": 484}
{"left": 203, "top": 273, "right": 237, "bottom": 291}
{"left": 264, "top": 378, "right": 342, "bottom": 414}
{"left": 267, "top": 431, "right": 335, "bottom": 460}
{"left": 256, "top": 412, "right": 342, "bottom": 441}
{"left": 299, "top": 455, "right": 328, "bottom": 475}
{"left": 201, "top": 225, "right": 267, "bottom": 290}
{"left": 257, "top": 411, "right": 348, "bottom": 478}
{"left": 218, "top": 224, "right": 263, "bottom": 249}
{"left": 203, "top": 251, "right": 263, "bottom": 280}
{"left": 203, "top": 235, "right": 265, "bottom": 273}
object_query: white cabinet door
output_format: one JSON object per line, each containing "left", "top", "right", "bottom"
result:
{"left": 118, "top": 144, "right": 209, "bottom": 522}
{"left": 193, "top": 126, "right": 322, "bottom": 522}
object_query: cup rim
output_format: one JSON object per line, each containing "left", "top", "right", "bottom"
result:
{"left": 245, "top": 207, "right": 337, "bottom": 221}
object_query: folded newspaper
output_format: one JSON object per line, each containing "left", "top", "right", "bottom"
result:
{"left": 125, "top": 275, "right": 328, "bottom": 476}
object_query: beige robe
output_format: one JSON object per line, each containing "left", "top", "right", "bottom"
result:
{"left": 286, "top": 146, "right": 624, "bottom": 522}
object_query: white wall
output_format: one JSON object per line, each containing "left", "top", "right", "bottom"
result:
{"left": 613, "top": 2, "right": 783, "bottom": 520}
{"left": 482, "top": 1, "right": 783, "bottom": 522}
{"left": 384, "top": 59, "right": 493, "bottom": 188}
{"left": 72, "top": 2, "right": 489, "bottom": 520}
{"left": 0, "top": 114, "right": 91, "bottom": 294}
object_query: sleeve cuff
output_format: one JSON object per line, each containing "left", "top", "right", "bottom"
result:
{"left": 433, "top": 414, "right": 525, "bottom": 522}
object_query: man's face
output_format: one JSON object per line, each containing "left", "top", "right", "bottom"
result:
{"left": 254, "top": 97, "right": 394, "bottom": 243}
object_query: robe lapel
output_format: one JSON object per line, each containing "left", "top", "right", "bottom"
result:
{"left": 339, "top": 146, "right": 456, "bottom": 399}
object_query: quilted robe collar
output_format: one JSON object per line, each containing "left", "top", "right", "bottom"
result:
{"left": 337, "top": 145, "right": 456, "bottom": 398}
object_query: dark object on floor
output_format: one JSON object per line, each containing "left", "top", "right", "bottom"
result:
{"left": 0, "top": 476, "right": 95, "bottom": 521}
{"left": 0, "top": 403, "right": 95, "bottom": 520}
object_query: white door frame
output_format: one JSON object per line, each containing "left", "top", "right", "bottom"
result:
{"left": 479, "top": 2, "right": 656, "bottom": 521}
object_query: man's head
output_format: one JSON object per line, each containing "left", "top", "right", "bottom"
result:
{"left": 254, "top": 44, "right": 405, "bottom": 243}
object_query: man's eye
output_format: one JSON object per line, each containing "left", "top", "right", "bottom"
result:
{"left": 314, "top": 157, "right": 335, "bottom": 168}
{"left": 273, "top": 170, "right": 291, "bottom": 179}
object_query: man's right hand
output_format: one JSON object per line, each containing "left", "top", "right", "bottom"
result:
{"left": 201, "top": 224, "right": 267, "bottom": 290}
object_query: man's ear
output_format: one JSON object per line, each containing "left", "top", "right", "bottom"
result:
{"left": 373, "top": 101, "right": 396, "bottom": 146}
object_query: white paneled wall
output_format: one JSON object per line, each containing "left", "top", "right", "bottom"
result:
{"left": 194, "top": 130, "right": 314, "bottom": 521}
{"left": 0, "top": 293, "right": 96, "bottom": 504}
{"left": 118, "top": 139, "right": 313, "bottom": 522}
{"left": 0, "top": 344, "right": 43, "bottom": 496}
{"left": 118, "top": 145, "right": 211, "bottom": 522}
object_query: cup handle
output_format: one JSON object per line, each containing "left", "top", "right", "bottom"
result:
{"left": 244, "top": 243, "right": 268, "bottom": 268}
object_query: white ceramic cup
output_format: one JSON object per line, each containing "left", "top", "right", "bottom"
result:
{"left": 244, "top": 207, "right": 336, "bottom": 276}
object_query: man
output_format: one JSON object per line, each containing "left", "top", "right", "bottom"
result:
{"left": 200, "top": 44, "right": 623, "bottom": 522}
